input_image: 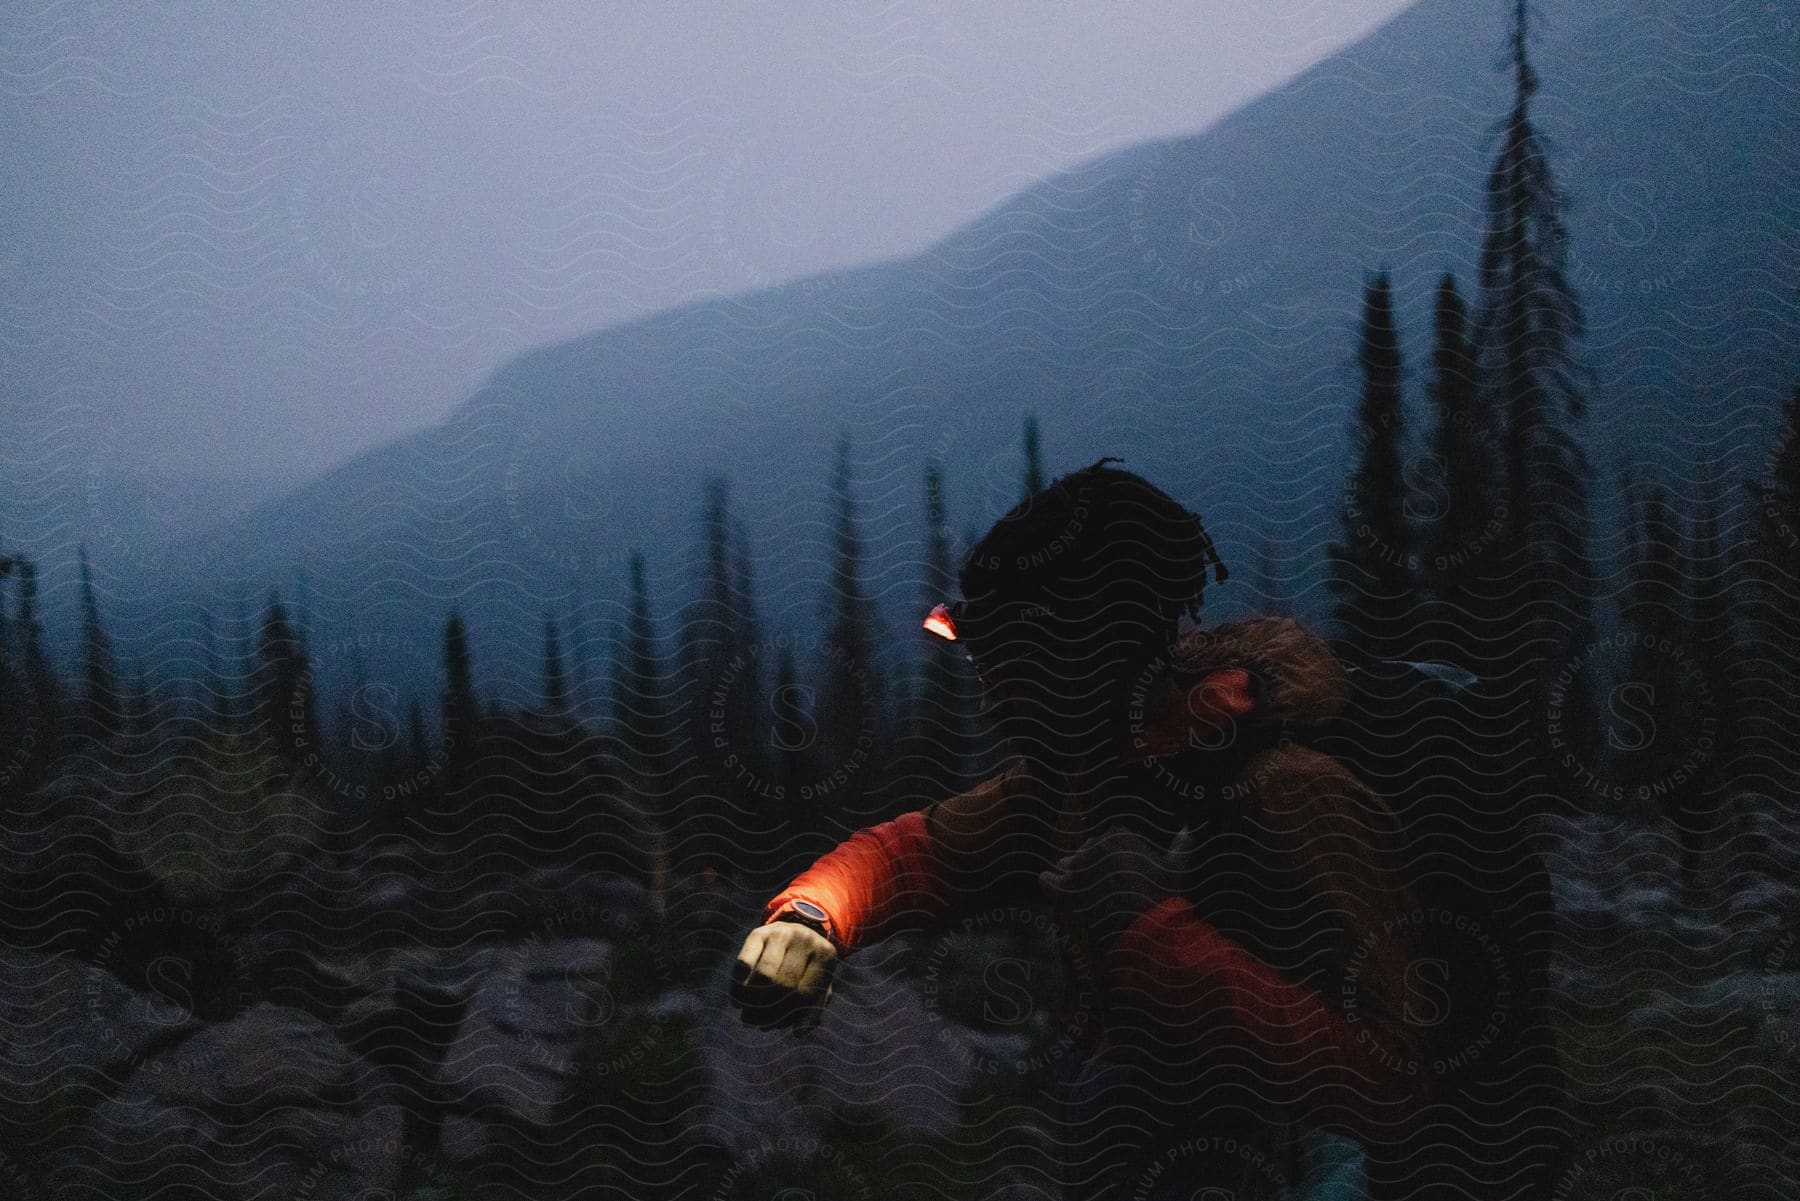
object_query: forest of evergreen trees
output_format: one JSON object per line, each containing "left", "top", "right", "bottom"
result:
{"left": 1, "top": 6, "right": 1790, "bottom": 928}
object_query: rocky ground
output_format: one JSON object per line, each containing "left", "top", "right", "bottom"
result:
{"left": 0, "top": 793, "right": 1793, "bottom": 1199}
{"left": 1546, "top": 794, "right": 1800, "bottom": 1200}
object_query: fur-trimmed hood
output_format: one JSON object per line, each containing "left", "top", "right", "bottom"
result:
{"left": 1164, "top": 615, "right": 1353, "bottom": 731}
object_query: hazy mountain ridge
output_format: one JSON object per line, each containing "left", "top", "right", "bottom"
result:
{"left": 96, "top": 0, "right": 1800, "bottom": 696}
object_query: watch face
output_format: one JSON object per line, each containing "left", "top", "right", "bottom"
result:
{"left": 791, "top": 899, "right": 829, "bottom": 923}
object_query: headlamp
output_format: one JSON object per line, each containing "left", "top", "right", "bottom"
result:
{"left": 923, "top": 601, "right": 960, "bottom": 641}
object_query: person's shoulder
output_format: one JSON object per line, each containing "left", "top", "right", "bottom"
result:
{"left": 924, "top": 755, "right": 1044, "bottom": 843}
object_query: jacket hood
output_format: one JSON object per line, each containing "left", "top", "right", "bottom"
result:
{"left": 1164, "top": 615, "right": 1353, "bottom": 731}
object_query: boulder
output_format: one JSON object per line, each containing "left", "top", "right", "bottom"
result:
{"left": 701, "top": 935, "right": 973, "bottom": 1155}
{"left": 436, "top": 939, "right": 616, "bottom": 1131}
{"left": 50, "top": 1002, "right": 401, "bottom": 1201}
{"left": 0, "top": 949, "right": 201, "bottom": 1155}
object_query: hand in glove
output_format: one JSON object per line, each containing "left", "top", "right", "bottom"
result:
{"left": 730, "top": 917, "right": 837, "bottom": 1032}
{"left": 1038, "top": 826, "right": 1198, "bottom": 951}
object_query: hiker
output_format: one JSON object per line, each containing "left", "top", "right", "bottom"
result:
{"left": 730, "top": 459, "right": 1433, "bottom": 1198}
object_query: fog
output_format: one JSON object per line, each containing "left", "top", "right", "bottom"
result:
{"left": 2, "top": 0, "right": 1411, "bottom": 498}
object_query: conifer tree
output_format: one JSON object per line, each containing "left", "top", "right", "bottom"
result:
{"left": 0, "top": 555, "right": 12, "bottom": 677}
{"left": 1359, "top": 11, "right": 1583, "bottom": 1195}
{"left": 540, "top": 613, "right": 571, "bottom": 718}
{"left": 1744, "top": 382, "right": 1800, "bottom": 800}
{"left": 767, "top": 641, "right": 817, "bottom": 875}
{"left": 1614, "top": 484, "right": 1689, "bottom": 812}
{"left": 1248, "top": 531, "right": 1290, "bottom": 616}
{"left": 1680, "top": 479, "right": 1739, "bottom": 864}
{"left": 910, "top": 460, "right": 973, "bottom": 796}
{"left": 119, "top": 660, "right": 151, "bottom": 743}
{"left": 612, "top": 551, "right": 672, "bottom": 797}
{"left": 256, "top": 594, "right": 320, "bottom": 767}
{"left": 197, "top": 608, "right": 227, "bottom": 730}
{"left": 684, "top": 475, "right": 738, "bottom": 687}
{"left": 1329, "top": 270, "right": 1418, "bottom": 663}
{"left": 77, "top": 546, "right": 118, "bottom": 743}
{"left": 1476, "top": 0, "right": 1594, "bottom": 696}
{"left": 729, "top": 516, "right": 768, "bottom": 783}
{"left": 406, "top": 700, "right": 430, "bottom": 780}
{"left": 15, "top": 563, "right": 59, "bottom": 743}
{"left": 0, "top": 556, "right": 46, "bottom": 800}
{"left": 698, "top": 481, "right": 760, "bottom": 763}
{"left": 819, "top": 437, "right": 881, "bottom": 825}
{"left": 440, "top": 612, "right": 479, "bottom": 794}
{"left": 1416, "top": 272, "right": 1499, "bottom": 668}
{"left": 1022, "top": 413, "right": 1046, "bottom": 498}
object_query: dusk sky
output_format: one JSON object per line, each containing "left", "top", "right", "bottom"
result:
{"left": 3, "top": 0, "right": 1413, "bottom": 493}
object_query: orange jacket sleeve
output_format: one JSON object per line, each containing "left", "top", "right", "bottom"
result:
{"left": 1105, "top": 895, "right": 1433, "bottom": 1144}
{"left": 761, "top": 666, "right": 1262, "bottom": 951}
{"left": 761, "top": 808, "right": 951, "bottom": 950}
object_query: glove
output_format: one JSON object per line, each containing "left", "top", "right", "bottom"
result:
{"left": 730, "top": 917, "right": 838, "bottom": 1031}
{"left": 1038, "top": 825, "right": 1197, "bottom": 951}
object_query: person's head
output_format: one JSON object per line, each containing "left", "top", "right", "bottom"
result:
{"left": 925, "top": 457, "right": 1227, "bottom": 762}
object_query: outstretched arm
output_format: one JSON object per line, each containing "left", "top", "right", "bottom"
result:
{"left": 760, "top": 755, "right": 1040, "bottom": 951}
{"left": 761, "top": 665, "right": 1265, "bottom": 951}
{"left": 732, "top": 665, "right": 1263, "bottom": 1029}
{"left": 731, "top": 757, "right": 1041, "bottom": 1029}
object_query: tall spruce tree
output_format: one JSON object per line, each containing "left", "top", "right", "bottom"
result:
{"left": 728, "top": 516, "right": 768, "bottom": 785}
{"left": 1476, "top": 0, "right": 1594, "bottom": 707}
{"left": 540, "top": 613, "right": 571, "bottom": 718}
{"left": 909, "top": 459, "right": 973, "bottom": 797}
{"left": 766, "top": 642, "right": 817, "bottom": 878}
{"left": 695, "top": 480, "right": 759, "bottom": 764}
{"left": 1680, "top": 478, "right": 1739, "bottom": 856}
{"left": 1329, "top": 270, "right": 1418, "bottom": 663}
{"left": 440, "top": 612, "right": 479, "bottom": 796}
{"left": 198, "top": 608, "right": 228, "bottom": 729}
{"left": 819, "top": 437, "right": 881, "bottom": 826}
{"left": 1416, "top": 272, "right": 1499, "bottom": 669}
{"left": 1745, "top": 383, "right": 1800, "bottom": 801}
{"left": 1022, "top": 413, "right": 1046, "bottom": 498}
{"left": 77, "top": 546, "right": 118, "bottom": 743}
{"left": 118, "top": 660, "right": 151, "bottom": 743}
{"left": 612, "top": 551, "right": 673, "bottom": 804}
{"left": 683, "top": 476, "right": 739, "bottom": 689}
{"left": 1248, "top": 531, "right": 1291, "bottom": 616}
{"left": 255, "top": 594, "right": 320, "bottom": 766}
{"left": 13, "top": 562, "right": 60, "bottom": 782}
{"left": 1614, "top": 484, "right": 1689, "bottom": 814}
{"left": 0, "top": 555, "right": 12, "bottom": 680}
{"left": 1359, "top": 12, "right": 1585, "bottom": 1195}
{"left": 0, "top": 556, "right": 41, "bottom": 800}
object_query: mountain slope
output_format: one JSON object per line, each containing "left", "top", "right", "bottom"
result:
{"left": 144, "top": 0, "right": 1799, "bottom": 697}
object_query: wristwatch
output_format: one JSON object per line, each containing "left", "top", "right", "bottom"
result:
{"left": 771, "top": 898, "right": 836, "bottom": 945}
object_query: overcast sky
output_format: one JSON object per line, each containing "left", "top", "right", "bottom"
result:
{"left": 2, "top": 0, "right": 1414, "bottom": 492}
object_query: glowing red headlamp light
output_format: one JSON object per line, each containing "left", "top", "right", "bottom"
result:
{"left": 922, "top": 602, "right": 959, "bottom": 641}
